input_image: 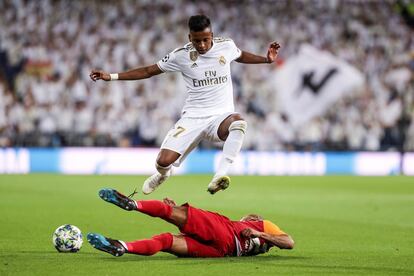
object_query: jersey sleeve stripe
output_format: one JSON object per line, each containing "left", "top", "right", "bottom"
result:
{"left": 263, "top": 220, "right": 286, "bottom": 235}
{"left": 173, "top": 47, "right": 186, "bottom": 53}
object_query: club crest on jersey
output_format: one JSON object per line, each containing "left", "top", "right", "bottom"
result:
{"left": 219, "top": 56, "right": 226, "bottom": 65}
{"left": 190, "top": 51, "right": 199, "bottom": 62}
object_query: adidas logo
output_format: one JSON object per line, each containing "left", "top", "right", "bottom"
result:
{"left": 191, "top": 63, "right": 198, "bottom": 68}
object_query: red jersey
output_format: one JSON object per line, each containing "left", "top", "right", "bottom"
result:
{"left": 181, "top": 203, "right": 286, "bottom": 257}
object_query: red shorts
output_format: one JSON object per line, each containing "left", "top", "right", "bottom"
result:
{"left": 179, "top": 203, "right": 235, "bottom": 257}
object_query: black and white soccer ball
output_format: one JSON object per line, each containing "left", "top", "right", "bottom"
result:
{"left": 52, "top": 224, "right": 83, "bottom": 252}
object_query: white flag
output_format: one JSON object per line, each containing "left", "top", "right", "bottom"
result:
{"left": 272, "top": 44, "right": 364, "bottom": 127}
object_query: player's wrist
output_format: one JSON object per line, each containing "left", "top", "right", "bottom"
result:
{"left": 255, "top": 231, "right": 264, "bottom": 238}
{"left": 265, "top": 57, "right": 272, "bottom": 64}
{"left": 110, "top": 73, "right": 119, "bottom": 80}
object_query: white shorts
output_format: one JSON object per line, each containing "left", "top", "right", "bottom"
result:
{"left": 161, "top": 112, "right": 236, "bottom": 166}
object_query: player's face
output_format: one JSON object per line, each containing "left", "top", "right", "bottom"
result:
{"left": 189, "top": 28, "right": 213, "bottom": 54}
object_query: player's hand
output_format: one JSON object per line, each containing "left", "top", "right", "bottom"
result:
{"left": 241, "top": 228, "right": 261, "bottom": 238}
{"left": 89, "top": 70, "right": 111, "bottom": 81}
{"left": 266, "top": 42, "right": 280, "bottom": 63}
{"left": 163, "top": 197, "right": 177, "bottom": 206}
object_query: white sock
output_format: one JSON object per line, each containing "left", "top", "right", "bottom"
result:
{"left": 118, "top": 240, "right": 128, "bottom": 251}
{"left": 156, "top": 163, "right": 172, "bottom": 176}
{"left": 215, "top": 120, "right": 247, "bottom": 177}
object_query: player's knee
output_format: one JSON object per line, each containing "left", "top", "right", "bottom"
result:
{"left": 230, "top": 113, "right": 244, "bottom": 122}
{"left": 156, "top": 155, "right": 175, "bottom": 168}
{"left": 152, "top": 232, "right": 173, "bottom": 250}
{"left": 229, "top": 120, "right": 248, "bottom": 134}
{"left": 169, "top": 235, "right": 188, "bottom": 256}
{"left": 156, "top": 158, "right": 172, "bottom": 168}
{"left": 156, "top": 150, "right": 180, "bottom": 167}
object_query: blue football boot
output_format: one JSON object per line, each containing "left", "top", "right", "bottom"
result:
{"left": 87, "top": 233, "right": 126, "bottom": 257}
{"left": 98, "top": 188, "right": 137, "bottom": 211}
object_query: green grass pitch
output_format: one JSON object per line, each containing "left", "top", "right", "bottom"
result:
{"left": 0, "top": 175, "right": 413, "bottom": 275}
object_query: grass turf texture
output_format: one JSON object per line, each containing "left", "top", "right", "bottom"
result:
{"left": 0, "top": 175, "right": 413, "bottom": 275}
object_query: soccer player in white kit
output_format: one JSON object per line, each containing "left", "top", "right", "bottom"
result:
{"left": 90, "top": 15, "right": 280, "bottom": 195}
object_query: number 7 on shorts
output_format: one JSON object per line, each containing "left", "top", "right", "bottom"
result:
{"left": 173, "top": 126, "right": 186, "bottom": 138}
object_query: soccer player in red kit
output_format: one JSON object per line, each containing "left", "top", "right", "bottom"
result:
{"left": 88, "top": 189, "right": 294, "bottom": 257}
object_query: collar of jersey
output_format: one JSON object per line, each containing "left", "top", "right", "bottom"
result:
{"left": 198, "top": 40, "right": 215, "bottom": 56}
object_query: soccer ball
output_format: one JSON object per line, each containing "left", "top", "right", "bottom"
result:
{"left": 52, "top": 224, "right": 83, "bottom": 252}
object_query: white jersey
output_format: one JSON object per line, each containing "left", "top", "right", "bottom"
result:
{"left": 157, "top": 37, "right": 242, "bottom": 118}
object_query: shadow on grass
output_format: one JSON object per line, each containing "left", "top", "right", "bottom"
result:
{"left": 12, "top": 251, "right": 414, "bottom": 274}
{"left": 103, "top": 254, "right": 307, "bottom": 263}
{"left": 5, "top": 250, "right": 102, "bottom": 259}
{"left": 97, "top": 254, "right": 414, "bottom": 274}
{"left": 4, "top": 250, "right": 304, "bottom": 261}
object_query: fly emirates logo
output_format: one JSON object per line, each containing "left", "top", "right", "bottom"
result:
{"left": 192, "top": 71, "right": 228, "bottom": 88}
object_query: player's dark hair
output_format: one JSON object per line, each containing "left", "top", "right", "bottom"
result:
{"left": 188, "top": 15, "right": 211, "bottom": 32}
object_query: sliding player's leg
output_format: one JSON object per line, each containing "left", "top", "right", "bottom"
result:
{"left": 88, "top": 232, "right": 221, "bottom": 257}
{"left": 169, "top": 235, "right": 223, "bottom": 257}
{"left": 125, "top": 234, "right": 222, "bottom": 257}
{"left": 87, "top": 232, "right": 173, "bottom": 257}
{"left": 208, "top": 113, "right": 247, "bottom": 194}
{"left": 98, "top": 188, "right": 188, "bottom": 227}
{"left": 123, "top": 233, "right": 174, "bottom": 256}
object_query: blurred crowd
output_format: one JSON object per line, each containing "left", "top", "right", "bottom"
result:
{"left": 0, "top": 0, "right": 413, "bottom": 151}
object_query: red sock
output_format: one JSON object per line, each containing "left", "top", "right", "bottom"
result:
{"left": 135, "top": 200, "right": 172, "bottom": 219}
{"left": 125, "top": 233, "right": 173, "bottom": 255}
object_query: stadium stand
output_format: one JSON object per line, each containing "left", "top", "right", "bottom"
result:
{"left": 0, "top": 0, "right": 413, "bottom": 151}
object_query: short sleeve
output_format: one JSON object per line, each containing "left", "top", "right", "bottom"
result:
{"left": 157, "top": 50, "right": 181, "bottom": 72}
{"left": 228, "top": 40, "right": 242, "bottom": 62}
{"left": 263, "top": 220, "right": 286, "bottom": 236}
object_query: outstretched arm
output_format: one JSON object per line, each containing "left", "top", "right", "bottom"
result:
{"left": 236, "top": 42, "right": 280, "bottom": 64}
{"left": 89, "top": 64, "right": 163, "bottom": 81}
{"left": 241, "top": 228, "right": 294, "bottom": 249}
